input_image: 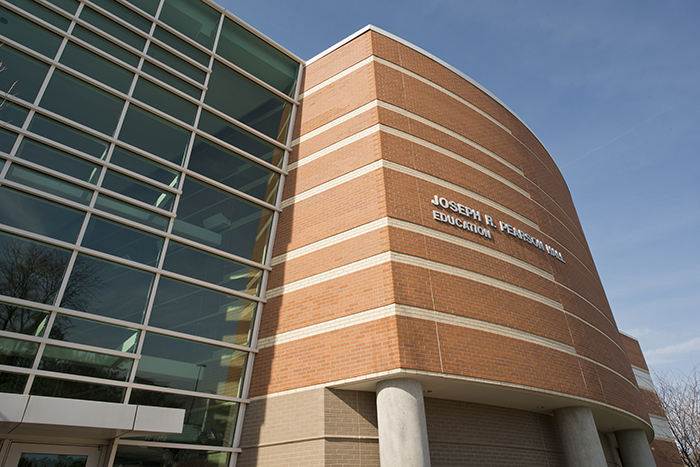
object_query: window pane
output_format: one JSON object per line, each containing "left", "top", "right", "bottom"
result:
{"left": 81, "top": 215, "right": 164, "bottom": 266}
{"left": 45, "top": 0, "right": 79, "bottom": 14}
{"left": 188, "top": 136, "right": 279, "bottom": 203}
{"left": 0, "top": 231, "right": 72, "bottom": 305}
{"left": 0, "top": 371, "right": 28, "bottom": 393}
{"left": 198, "top": 109, "right": 284, "bottom": 167}
{"left": 72, "top": 24, "right": 140, "bottom": 67}
{"left": 0, "top": 336, "right": 40, "bottom": 367}
{"left": 60, "top": 41, "right": 134, "bottom": 94}
{"left": 135, "top": 333, "right": 246, "bottom": 397}
{"left": 146, "top": 43, "right": 206, "bottom": 83}
{"left": 39, "top": 345, "right": 133, "bottom": 381}
{"left": 5, "top": 0, "right": 71, "bottom": 30}
{"left": 41, "top": 70, "right": 124, "bottom": 136}
{"left": 0, "top": 128, "right": 17, "bottom": 153}
{"left": 5, "top": 164, "right": 94, "bottom": 205}
{"left": 0, "top": 302, "right": 49, "bottom": 335}
{"left": 114, "top": 445, "right": 230, "bottom": 466}
{"left": 30, "top": 376, "right": 125, "bottom": 402}
{"left": 0, "top": 186, "right": 85, "bottom": 242}
{"left": 148, "top": 277, "right": 257, "bottom": 344}
{"left": 90, "top": 0, "right": 151, "bottom": 32}
{"left": 141, "top": 61, "right": 201, "bottom": 99}
{"left": 0, "top": 102, "right": 29, "bottom": 128}
{"left": 0, "top": 5, "right": 63, "bottom": 58}
{"left": 124, "top": 0, "right": 159, "bottom": 16}
{"left": 133, "top": 77, "right": 197, "bottom": 125}
{"left": 173, "top": 178, "right": 273, "bottom": 263}
{"left": 94, "top": 194, "right": 169, "bottom": 231}
{"left": 163, "top": 241, "right": 262, "bottom": 294}
{"left": 118, "top": 105, "right": 190, "bottom": 165}
{"left": 49, "top": 314, "right": 139, "bottom": 353}
{"left": 0, "top": 45, "right": 51, "bottom": 104}
{"left": 205, "top": 61, "right": 291, "bottom": 143}
{"left": 60, "top": 254, "right": 154, "bottom": 323}
{"left": 79, "top": 7, "right": 146, "bottom": 52}
{"left": 218, "top": 17, "right": 299, "bottom": 96}
{"left": 110, "top": 146, "right": 181, "bottom": 187}
{"left": 158, "top": 0, "right": 219, "bottom": 50}
{"left": 153, "top": 26, "right": 209, "bottom": 66}
{"left": 124, "top": 392, "right": 238, "bottom": 448}
{"left": 101, "top": 170, "right": 175, "bottom": 211}
{"left": 15, "top": 138, "right": 102, "bottom": 183}
{"left": 28, "top": 114, "right": 110, "bottom": 160}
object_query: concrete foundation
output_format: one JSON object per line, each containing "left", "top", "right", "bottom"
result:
{"left": 376, "top": 378, "right": 431, "bottom": 467}
{"left": 616, "top": 429, "right": 656, "bottom": 467}
{"left": 554, "top": 406, "right": 606, "bottom": 467}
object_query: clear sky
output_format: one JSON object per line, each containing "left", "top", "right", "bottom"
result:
{"left": 220, "top": 0, "right": 700, "bottom": 376}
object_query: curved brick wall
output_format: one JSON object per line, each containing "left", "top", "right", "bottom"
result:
{"left": 251, "top": 28, "right": 650, "bottom": 431}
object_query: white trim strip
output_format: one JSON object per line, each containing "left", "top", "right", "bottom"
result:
{"left": 300, "top": 56, "right": 374, "bottom": 99}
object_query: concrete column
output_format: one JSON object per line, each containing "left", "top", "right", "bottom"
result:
{"left": 554, "top": 406, "right": 607, "bottom": 467}
{"left": 376, "top": 378, "right": 431, "bottom": 467}
{"left": 616, "top": 429, "right": 656, "bottom": 467}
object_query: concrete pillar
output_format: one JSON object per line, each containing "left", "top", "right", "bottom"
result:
{"left": 554, "top": 406, "right": 607, "bottom": 467}
{"left": 616, "top": 429, "right": 656, "bottom": 467}
{"left": 376, "top": 378, "right": 431, "bottom": 467}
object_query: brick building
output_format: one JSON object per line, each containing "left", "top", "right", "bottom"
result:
{"left": 0, "top": 1, "right": 682, "bottom": 466}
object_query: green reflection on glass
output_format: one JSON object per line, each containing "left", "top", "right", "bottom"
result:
{"left": 126, "top": 391, "right": 238, "bottom": 448}
{"left": 0, "top": 231, "right": 72, "bottom": 305}
{"left": 141, "top": 61, "right": 201, "bottom": 99}
{"left": 45, "top": 0, "right": 79, "bottom": 14}
{"left": 152, "top": 26, "right": 209, "bottom": 66}
{"left": 188, "top": 135, "right": 279, "bottom": 203}
{"left": 40, "top": 70, "right": 124, "bottom": 136}
{"left": 79, "top": 7, "right": 146, "bottom": 52}
{"left": 0, "top": 336, "right": 40, "bottom": 367}
{"left": 82, "top": 215, "right": 164, "bottom": 266}
{"left": 0, "top": 302, "right": 49, "bottom": 336}
{"left": 5, "top": 0, "right": 71, "bottom": 30}
{"left": 146, "top": 42, "right": 206, "bottom": 83}
{"left": 0, "top": 128, "right": 17, "bottom": 153}
{"left": 205, "top": 61, "right": 291, "bottom": 143}
{"left": 28, "top": 114, "right": 110, "bottom": 160}
{"left": 217, "top": 17, "right": 299, "bottom": 96}
{"left": 163, "top": 241, "right": 262, "bottom": 295}
{"left": 102, "top": 170, "right": 175, "bottom": 211}
{"left": 135, "top": 333, "right": 246, "bottom": 397}
{"left": 30, "top": 376, "right": 125, "bottom": 402}
{"left": 149, "top": 276, "right": 257, "bottom": 344}
{"left": 198, "top": 109, "right": 284, "bottom": 167}
{"left": 125, "top": 0, "right": 159, "bottom": 16}
{"left": 60, "top": 254, "right": 154, "bottom": 323}
{"left": 90, "top": 0, "right": 151, "bottom": 32}
{"left": 15, "top": 138, "right": 102, "bottom": 183}
{"left": 0, "top": 45, "right": 50, "bottom": 104}
{"left": 94, "top": 194, "right": 169, "bottom": 231}
{"left": 0, "top": 5, "right": 63, "bottom": 58}
{"left": 133, "top": 77, "right": 197, "bottom": 125}
{"left": 72, "top": 24, "right": 140, "bottom": 67}
{"left": 5, "top": 165, "right": 93, "bottom": 205}
{"left": 118, "top": 105, "right": 191, "bottom": 165}
{"left": 19, "top": 453, "right": 87, "bottom": 467}
{"left": 110, "top": 146, "right": 181, "bottom": 187}
{"left": 39, "top": 345, "right": 133, "bottom": 381}
{"left": 49, "top": 314, "right": 139, "bottom": 353}
{"left": 0, "top": 102, "right": 29, "bottom": 128}
{"left": 0, "top": 371, "right": 28, "bottom": 394}
{"left": 60, "top": 41, "right": 134, "bottom": 94}
{"left": 158, "top": 0, "right": 219, "bottom": 50}
{"left": 0, "top": 186, "right": 85, "bottom": 242}
{"left": 173, "top": 177, "right": 273, "bottom": 263}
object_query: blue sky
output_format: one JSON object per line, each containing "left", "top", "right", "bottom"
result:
{"left": 221, "top": 0, "right": 700, "bottom": 376}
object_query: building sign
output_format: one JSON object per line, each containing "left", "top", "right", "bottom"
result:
{"left": 430, "top": 195, "right": 565, "bottom": 263}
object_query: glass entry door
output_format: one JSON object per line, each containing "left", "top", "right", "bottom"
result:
{"left": 4, "top": 444, "right": 100, "bottom": 467}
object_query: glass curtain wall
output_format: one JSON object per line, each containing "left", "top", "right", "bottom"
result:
{"left": 0, "top": 0, "right": 301, "bottom": 465}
